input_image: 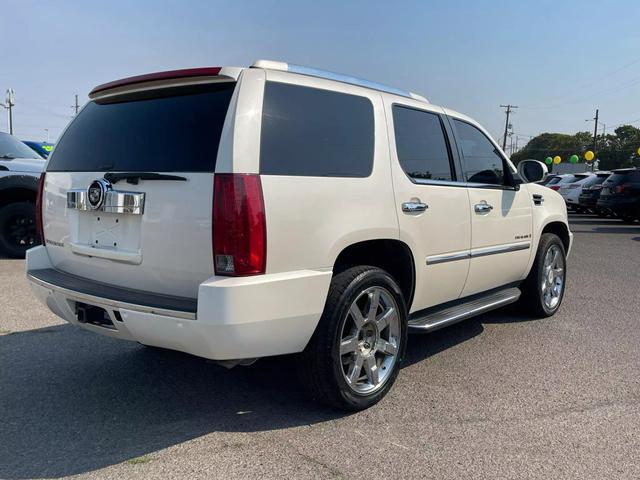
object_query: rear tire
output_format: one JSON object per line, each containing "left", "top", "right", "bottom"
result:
{"left": 519, "top": 233, "right": 567, "bottom": 317}
{"left": 0, "top": 202, "right": 39, "bottom": 258}
{"left": 299, "top": 266, "right": 407, "bottom": 411}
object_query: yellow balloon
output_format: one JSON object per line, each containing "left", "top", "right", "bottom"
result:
{"left": 585, "top": 150, "right": 595, "bottom": 161}
{"left": 553, "top": 156, "right": 562, "bottom": 164}
{"left": 637, "top": 147, "right": 640, "bottom": 156}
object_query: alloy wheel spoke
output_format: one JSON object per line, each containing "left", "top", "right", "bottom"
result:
{"left": 364, "top": 355, "right": 379, "bottom": 385}
{"left": 367, "top": 290, "right": 381, "bottom": 322}
{"left": 375, "top": 307, "right": 396, "bottom": 332}
{"left": 340, "top": 335, "right": 359, "bottom": 356}
{"left": 349, "top": 303, "right": 366, "bottom": 329}
{"left": 376, "top": 339, "right": 398, "bottom": 356}
{"left": 346, "top": 354, "right": 364, "bottom": 385}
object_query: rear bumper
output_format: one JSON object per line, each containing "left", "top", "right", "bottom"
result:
{"left": 26, "top": 246, "right": 332, "bottom": 360}
{"left": 597, "top": 197, "right": 639, "bottom": 215}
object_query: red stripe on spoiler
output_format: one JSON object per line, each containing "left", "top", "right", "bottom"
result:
{"left": 90, "top": 67, "right": 222, "bottom": 95}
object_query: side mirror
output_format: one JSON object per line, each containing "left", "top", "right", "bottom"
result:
{"left": 517, "top": 159, "right": 548, "bottom": 184}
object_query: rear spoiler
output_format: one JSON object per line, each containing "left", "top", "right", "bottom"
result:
{"left": 89, "top": 66, "right": 243, "bottom": 99}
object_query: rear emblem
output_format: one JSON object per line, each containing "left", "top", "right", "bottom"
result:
{"left": 87, "top": 179, "right": 111, "bottom": 210}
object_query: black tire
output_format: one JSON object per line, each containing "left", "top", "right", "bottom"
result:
{"left": 519, "top": 233, "right": 567, "bottom": 317}
{"left": 299, "top": 266, "right": 408, "bottom": 411}
{"left": 0, "top": 202, "right": 39, "bottom": 258}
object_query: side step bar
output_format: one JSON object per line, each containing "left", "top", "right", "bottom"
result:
{"left": 408, "top": 287, "right": 521, "bottom": 333}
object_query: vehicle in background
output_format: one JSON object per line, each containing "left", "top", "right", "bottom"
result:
{"left": 559, "top": 173, "right": 599, "bottom": 212}
{"left": 539, "top": 174, "right": 560, "bottom": 186}
{"left": 597, "top": 168, "right": 640, "bottom": 223}
{"left": 550, "top": 173, "right": 591, "bottom": 193}
{"left": 0, "top": 132, "right": 45, "bottom": 257}
{"left": 578, "top": 172, "right": 612, "bottom": 215}
{"left": 23, "top": 141, "right": 55, "bottom": 158}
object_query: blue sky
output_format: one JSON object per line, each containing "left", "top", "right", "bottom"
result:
{"left": 2, "top": 0, "right": 640, "bottom": 150}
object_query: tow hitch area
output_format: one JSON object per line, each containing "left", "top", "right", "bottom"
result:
{"left": 76, "top": 303, "right": 115, "bottom": 329}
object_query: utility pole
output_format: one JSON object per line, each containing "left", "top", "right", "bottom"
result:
{"left": 72, "top": 94, "right": 79, "bottom": 115}
{"left": 500, "top": 104, "right": 518, "bottom": 151}
{"left": 592, "top": 109, "right": 599, "bottom": 155}
{"left": 5, "top": 89, "right": 15, "bottom": 135}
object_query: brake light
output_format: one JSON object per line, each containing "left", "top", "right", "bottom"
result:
{"left": 614, "top": 183, "right": 630, "bottom": 194}
{"left": 549, "top": 185, "right": 561, "bottom": 191}
{"left": 213, "top": 174, "right": 266, "bottom": 276}
{"left": 35, "top": 173, "right": 45, "bottom": 243}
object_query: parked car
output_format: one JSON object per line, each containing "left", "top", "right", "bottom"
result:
{"left": 26, "top": 61, "right": 572, "bottom": 410}
{"left": 559, "top": 173, "right": 601, "bottom": 212}
{"left": 546, "top": 174, "right": 571, "bottom": 191}
{"left": 23, "top": 141, "right": 54, "bottom": 158}
{"left": 0, "top": 132, "right": 45, "bottom": 257}
{"left": 578, "top": 172, "right": 612, "bottom": 215}
{"left": 540, "top": 174, "right": 561, "bottom": 186}
{"left": 597, "top": 168, "right": 640, "bottom": 223}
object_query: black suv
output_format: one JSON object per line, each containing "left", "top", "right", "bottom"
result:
{"left": 578, "top": 172, "right": 611, "bottom": 215}
{"left": 597, "top": 168, "right": 640, "bottom": 223}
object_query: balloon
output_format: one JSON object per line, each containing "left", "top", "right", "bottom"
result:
{"left": 637, "top": 147, "right": 640, "bottom": 156}
{"left": 553, "top": 156, "right": 562, "bottom": 164}
{"left": 544, "top": 156, "right": 553, "bottom": 165}
{"left": 569, "top": 154, "right": 579, "bottom": 164}
{"left": 585, "top": 150, "right": 595, "bottom": 161}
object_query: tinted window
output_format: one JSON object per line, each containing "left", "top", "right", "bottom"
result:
{"left": 604, "top": 171, "right": 633, "bottom": 185}
{"left": 392, "top": 106, "right": 453, "bottom": 181}
{"left": 260, "top": 82, "right": 374, "bottom": 177}
{"left": 47, "top": 82, "right": 235, "bottom": 172}
{"left": 453, "top": 119, "right": 504, "bottom": 185}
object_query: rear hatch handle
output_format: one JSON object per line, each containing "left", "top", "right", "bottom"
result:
{"left": 104, "top": 172, "right": 187, "bottom": 185}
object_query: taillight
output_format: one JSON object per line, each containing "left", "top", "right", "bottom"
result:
{"left": 614, "top": 183, "right": 630, "bottom": 194}
{"left": 35, "top": 173, "right": 45, "bottom": 243}
{"left": 213, "top": 174, "right": 266, "bottom": 276}
{"left": 549, "top": 185, "right": 561, "bottom": 191}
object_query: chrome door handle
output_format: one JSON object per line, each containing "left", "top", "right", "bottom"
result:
{"left": 474, "top": 201, "right": 493, "bottom": 214}
{"left": 402, "top": 201, "right": 428, "bottom": 213}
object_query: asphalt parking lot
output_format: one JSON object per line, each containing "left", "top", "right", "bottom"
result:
{"left": 1, "top": 214, "right": 639, "bottom": 479}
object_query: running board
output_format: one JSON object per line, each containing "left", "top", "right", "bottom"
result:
{"left": 408, "top": 287, "right": 521, "bottom": 333}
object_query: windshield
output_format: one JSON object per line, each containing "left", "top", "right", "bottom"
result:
{"left": 0, "top": 132, "right": 42, "bottom": 159}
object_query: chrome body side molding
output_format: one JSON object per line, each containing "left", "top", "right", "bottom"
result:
{"left": 426, "top": 241, "right": 530, "bottom": 265}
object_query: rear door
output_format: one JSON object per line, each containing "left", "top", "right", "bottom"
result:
{"left": 448, "top": 117, "right": 533, "bottom": 297}
{"left": 386, "top": 101, "right": 471, "bottom": 310}
{"left": 42, "top": 79, "right": 237, "bottom": 298}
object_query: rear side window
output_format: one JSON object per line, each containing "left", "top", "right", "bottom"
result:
{"left": 392, "top": 106, "right": 454, "bottom": 181}
{"left": 260, "top": 82, "right": 374, "bottom": 177}
{"left": 47, "top": 82, "right": 235, "bottom": 172}
{"left": 604, "top": 172, "right": 631, "bottom": 185}
{"left": 452, "top": 119, "right": 505, "bottom": 185}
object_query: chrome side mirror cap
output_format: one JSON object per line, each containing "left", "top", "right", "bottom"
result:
{"left": 517, "top": 159, "right": 548, "bottom": 184}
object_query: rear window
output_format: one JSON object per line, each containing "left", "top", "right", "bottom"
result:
{"left": 47, "top": 82, "right": 235, "bottom": 172}
{"left": 260, "top": 81, "right": 374, "bottom": 177}
{"left": 604, "top": 172, "right": 632, "bottom": 185}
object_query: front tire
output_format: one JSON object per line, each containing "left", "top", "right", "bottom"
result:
{"left": 0, "top": 202, "right": 39, "bottom": 258}
{"left": 299, "top": 266, "right": 408, "bottom": 411}
{"left": 520, "top": 233, "right": 567, "bottom": 317}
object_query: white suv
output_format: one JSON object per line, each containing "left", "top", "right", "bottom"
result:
{"left": 27, "top": 60, "right": 572, "bottom": 410}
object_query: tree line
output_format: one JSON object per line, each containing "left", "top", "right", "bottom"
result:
{"left": 511, "top": 125, "right": 640, "bottom": 170}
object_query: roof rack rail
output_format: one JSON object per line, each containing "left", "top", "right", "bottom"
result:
{"left": 252, "top": 60, "right": 428, "bottom": 103}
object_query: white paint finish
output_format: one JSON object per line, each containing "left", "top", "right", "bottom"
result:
{"left": 260, "top": 70, "right": 399, "bottom": 274}
{"left": 462, "top": 186, "right": 533, "bottom": 296}
{"left": 43, "top": 172, "right": 214, "bottom": 298}
{"left": 382, "top": 97, "right": 471, "bottom": 311}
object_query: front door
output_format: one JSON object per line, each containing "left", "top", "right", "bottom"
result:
{"left": 448, "top": 118, "right": 533, "bottom": 297}
{"left": 386, "top": 101, "right": 471, "bottom": 312}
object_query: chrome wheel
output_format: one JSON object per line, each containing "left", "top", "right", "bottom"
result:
{"left": 339, "top": 286, "right": 401, "bottom": 395}
{"left": 541, "top": 244, "right": 564, "bottom": 310}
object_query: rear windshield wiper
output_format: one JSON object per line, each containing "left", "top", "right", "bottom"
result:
{"left": 104, "top": 172, "right": 188, "bottom": 185}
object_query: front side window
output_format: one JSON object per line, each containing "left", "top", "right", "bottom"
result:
{"left": 260, "top": 81, "right": 374, "bottom": 177}
{"left": 452, "top": 119, "right": 505, "bottom": 185}
{"left": 392, "top": 106, "right": 453, "bottom": 181}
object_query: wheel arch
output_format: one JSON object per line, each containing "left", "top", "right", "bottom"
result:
{"left": 0, "top": 175, "right": 39, "bottom": 209}
{"left": 332, "top": 239, "right": 416, "bottom": 311}
{"left": 541, "top": 221, "right": 571, "bottom": 252}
